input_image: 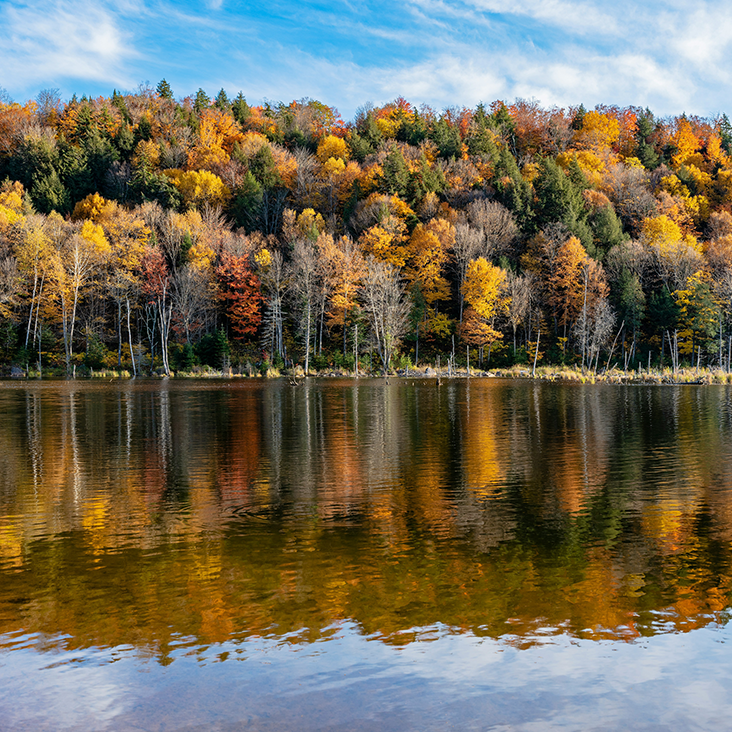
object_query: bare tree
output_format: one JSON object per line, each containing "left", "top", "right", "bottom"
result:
{"left": 289, "top": 238, "right": 319, "bottom": 373}
{"left": 582, "top": 297, "right": 615, "bottom": 373}
{"left": 505, "top": 270, "right": 533, "bottom": 354}
{"left": 291, "top": 148, "right": 321, "bottom": 211}
{"left": 0, "top": 256, "right": 18, "bottom": 320}
{"left": 605, "top": 163, "right": 657, "bottom": 236}
{"left": 259, "top": 249, "right": 288, "bottom": 361}
{"left": 360, "top": 257, "right": 409, "bottom": 374}
{"left": 453, "top": 223, "right": 484, "bottom": 321}
{"left": 466, "top": 199, "right": 518, "bottom": 257}
{"left": 35, "top": 88, "right": 61, "bottom": 126}
{"left": 171, "top": 264, "right": 215, "bottom": 344}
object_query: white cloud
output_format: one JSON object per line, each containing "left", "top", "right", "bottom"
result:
{"left": 0, "top": 1, "right": 138, "bottom": 92}
{"left": 2, "top": 0, "right": 732, "bottom": 119}
{"left": 467, "top": 0, "right": 618, "bottom": 35}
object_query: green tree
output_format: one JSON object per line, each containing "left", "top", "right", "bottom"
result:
{"left": 156, "top": 79, "right": 173, "bottom": 100}
{"left": 534, "top": 157, "right": 591, "bottom": 247}
{"left": 380, "top": 145, "right": 410, "bottom": 198}
{"left": 194, "top": 89, "right": 210, "bottom": 115}
{"left": 430, "top": 117, "right": 462, "bottom": 160}
{"left": 590, "top": 205, "right": 626, "bottom": 259}
{"left": 232, "top": 92, "right": 251, "bottom": 126}
{"left": 214, "top": 88, "right": 231, "bottom": 111}
{"left": 635, "top": 109, "right": 660, "bottom": 169}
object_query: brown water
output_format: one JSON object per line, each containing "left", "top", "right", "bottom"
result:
{"left": 1, "top": 378, "right": 732, "bottom": 731}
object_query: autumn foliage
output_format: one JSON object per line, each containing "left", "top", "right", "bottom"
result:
{"left": 2, "top": 86, "right": 732, "bottom": 372}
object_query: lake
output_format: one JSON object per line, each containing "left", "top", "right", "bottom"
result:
{"left": 1, "top": 377, "right": 732, "bottom": 731}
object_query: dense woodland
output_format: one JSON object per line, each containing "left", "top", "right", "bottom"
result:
{"left": 1, "top": 82, "right": 732, "bottom": 375}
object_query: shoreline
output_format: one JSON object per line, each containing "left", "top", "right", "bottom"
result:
{"left": 5, "top": 364, "right": 732, "bottom": 385}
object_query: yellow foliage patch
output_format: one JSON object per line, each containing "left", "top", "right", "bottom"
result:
{"left": 80, "top": 220, "right": 111, "bottom": 254}
{"left": 317, "top": 134, "right": 349, "bottom": 164}
{"left": 166, "top": 169, "right": 231, "bottom": 209}
{"left": 132, "top": 139, "right": 161, "bottom": 171}
{"left": 72, "top": 192, "right": 113, "bottom": 222}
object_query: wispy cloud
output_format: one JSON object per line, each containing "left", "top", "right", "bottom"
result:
{"left": 1, "top": 0, "right": 730, "bottom": 119}
{"left": 0, "top": 1, "right": 139, "bottom": 94}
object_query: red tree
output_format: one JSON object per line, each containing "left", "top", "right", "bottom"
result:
{"left": 216, "top": 252, "right": 263, "bottom": 338}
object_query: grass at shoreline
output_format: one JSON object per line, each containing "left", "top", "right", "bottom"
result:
{"left": 6, "top": 362, "right": 732, "bottom": 384}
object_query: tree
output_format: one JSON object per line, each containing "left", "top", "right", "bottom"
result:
{"left": 214, "top": 88, "right": 231, "bottom": 111}
{"left": 465, "top": 199, "right": 518, "bottom": 258}
{"left": 641, "top": 214, "right": 703, "bottom": 290}
{"left": 187, "top": 108, "right": 244, "bottom": 171}
{"left": 166, "top": 169, "right": 231, "bottom": 209}
{"left": 216, "top": 252, "right": 263, "bottom": 339}
{"left": 453, "top": 223, "right": 484, "bottom": 320}
{"left": 460, "top": 257, "right": 510, "bottom": 361}
{"left": 55, "top": 219, "right": 112, "bottom": 373}
{"left": 534, "top": 157, "right": 591, "bottom": 247}
{"left": 360, "top": 257, "right": 409, "bottom": 374}
{"left": 320, "top": 234, "right": 366, "bottom": 355}
{"left": 572, "top": 258, "right": 610, "bottom": 368}
{"left": 546, "top": 235, "right": 588, "bottom": 339}
{"left": 257, "top": 248, "right": 287, "bottom": 361}
{"left": 231, "top": 93, "right": 251, "bottom": 126}
{"left": 290, "top": 238, "right": 319, "bottom": 373}
{"left": 14, "top": 217, "right": 54, "bottom": 354}
{"left": 379, "top": 145, "right": 410, "bottom": 198}
{"left": 359, "top": 214, "right": 409, "bottom": 268}
{"left": 172, "top": 264, "right": 215, "bottom": 344}
{"left": 404, "top": 220, "right": 453, "bottom": 308}
{"left": 140, "top": 245, "right": 173, "bottom": 375}
{"left": 674, "top": 271, "right": 721, "bottom": 359}
{"left": 505, "top": 270, "right": 533, "bottom": 355}
{"left": 194, "top": 89, "right": 211, "bottom": 114}
{"left": 156, "top": 79, "right": 173, "bottom": 100}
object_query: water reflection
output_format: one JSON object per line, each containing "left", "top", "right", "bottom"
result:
{"left": 1, "top": 379, "right": 732, "bottom": 664}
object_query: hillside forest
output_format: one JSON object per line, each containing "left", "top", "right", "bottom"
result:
{"left": 1, "top": 83, "right": 732, "bottom": 375}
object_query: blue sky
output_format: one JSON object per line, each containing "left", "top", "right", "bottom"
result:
{"left": 1, "top": 0, "right": 731, "bottom": 121}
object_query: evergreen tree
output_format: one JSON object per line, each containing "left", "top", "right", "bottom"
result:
{"left": 571, "top": 104, "right": 586, "bottom": 131}
{"left": 156, "top": 79, "right": 173, "bottom": 100}
{"left": 193, "top": 88, "right": 210, "bottom": 114}
{"left": 430, "top": 118, "right": 462, "bottom": 160}
{"left": 636, "top": 109, "right": 659, "bottom": 169}
{"left": 214, "top": 88, "right": 231, "bottom": 111}
{"left": 534, "top": 157, "right": 591, "bottom": 247}
{"left": 590, "top": 205, "right": 626, "bottom": 259}
{"left": 380, "top": 145, "right": 410, "bottom": 198}
{"left": 231, "top": 92, "right": 251, "bottom": 126}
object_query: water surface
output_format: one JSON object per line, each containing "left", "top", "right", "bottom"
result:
{"left": 1, "top": 378, "right": 732, "bottom": 730}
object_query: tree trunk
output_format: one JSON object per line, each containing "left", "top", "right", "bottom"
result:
{"left": 126, "top": 297, "right": 137, "bottom": 377}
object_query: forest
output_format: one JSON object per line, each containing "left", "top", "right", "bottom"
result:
{"left": 1, "top": 82, "right": 731, "bottom": 376}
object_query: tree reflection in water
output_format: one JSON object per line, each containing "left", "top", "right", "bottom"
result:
{"left": 1, "top": 378, "right": 732, "bottom": 662}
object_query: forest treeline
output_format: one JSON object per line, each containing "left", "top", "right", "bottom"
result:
{"left": 1, "top": 82, "right": 732, "bottom": 374}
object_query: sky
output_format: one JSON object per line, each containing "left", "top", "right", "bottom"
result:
{"left": 1, "top": 0, "right": 731, "bottom": 121}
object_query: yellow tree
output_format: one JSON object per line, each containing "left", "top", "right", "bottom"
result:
{"left": 166, "top": 169, "right": 231, "bottom": 209}
{"left": 72, "top": 195, "right": 150, "bottom": 372}
{"left": 641, "top": 214, "right": 703, "bottom": 289}
{"left": 316, "top": 134, "right": 349, "bottom": 164}
{"left": 187, "top": 108, "right": 244, "bottom": 171}
{"left": 404, "top": 221, "right": 453, "bottom": 306}
{"left": 460, "top": 257, "right": 510, "bottom": 363}
{"left": 359, "top": 214, "right": 409, "bottom": 268}
{"left": 671, "top": 118, "right": 702, "bottom": 169}
{"left": 14, "top": 216, "right": 56, "bottom": 355}
{"left": 574, "top": 110, "right": 620, "bottom": 157}
{"left": 403, "top": 218, "right": 455, "bottom": 345}
{"left": 546, "top": 235, "right": 589, "bottom": 341}
{"left": 320, "top": 234, "right": 366, "bottom": 355}
{"left": 54, "top": 219, "right": 112, "bottom": 373}
{"left": 674, "top": 271, "right": 721, "bottom": 360}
